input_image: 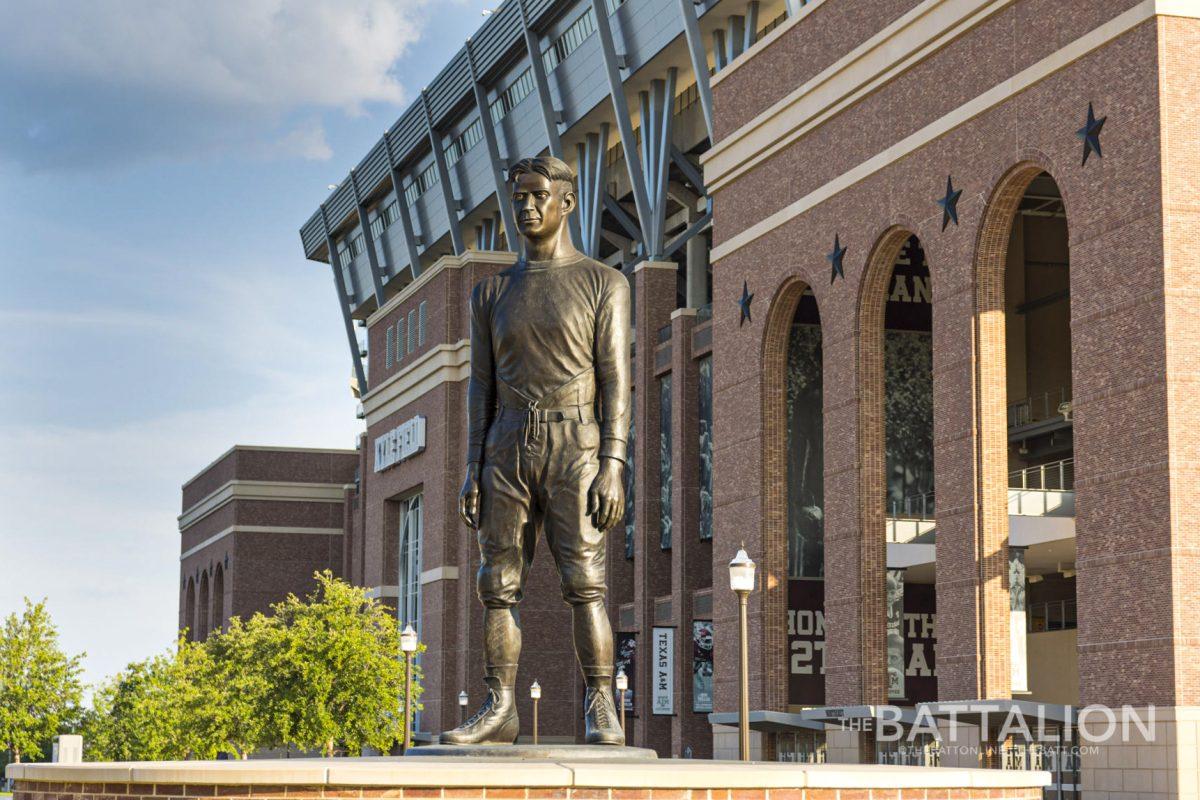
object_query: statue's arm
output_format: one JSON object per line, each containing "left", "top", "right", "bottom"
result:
{"left": 460, "top": 283, "right": 495, "bottom": 529}
{"left": 587, "top": 272, "right": 631, "bottom": 532}
{"left": 595, "top": 272, "right": 632, "bottom": 462}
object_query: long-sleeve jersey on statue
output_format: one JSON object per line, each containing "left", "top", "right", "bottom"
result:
{"left": 466, "top": 252, "right": 631, "bottom": 466}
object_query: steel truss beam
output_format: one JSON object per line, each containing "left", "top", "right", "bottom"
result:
{"left": 603, "top": 193, "right": 643, "bottom": 245}
{"left": 678, "top": 0, "right": 715, "bottom": 143}
{"left": 421, "top": 90, "right": 466, "bottom": 256}
{"left": 638, "top": 67, "right": 678, "bottom": 258}
{"left": 576, "top": 124, "right": 610, "bottom": 259}
{"left": 477, "top": 212, "right": 503, "bottom": 250}
{"left": 348, "top": 169, "right": 387, "bottom": 305}
{"left": 465, "top": 38, "right": 519, "bottom": 253}
{"left": 662, "top": 202, "right": 712, "bottom": 259}
{"left": 592, "top": 0, "right": 656, "bottom": 256}
{"left": 321, "top": 204, "right": 368, "bottom": 395}
{"left": 383, "top": 129, "right": 424, "bottom": 279}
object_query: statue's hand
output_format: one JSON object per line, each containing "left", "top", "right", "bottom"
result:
{"left": 587, "top": 457, "right": 625, "bottom": 532}
{"left": 459, "top": 463, "right": 482, "bottom": 530}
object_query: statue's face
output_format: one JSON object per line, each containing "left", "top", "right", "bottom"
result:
{"left": 512, "top": 171, "right": 575, "bottom": 241}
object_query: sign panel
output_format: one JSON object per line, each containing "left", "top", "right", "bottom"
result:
{"left": 615, "top": 632, "right": 636, "bottom": 713}
{"left": 788, "top": 579, "right": 826, "bottom": 705}
{"left": 692, "top": 620, "right": 713, "bottom": 713}
{"left": 373, "top": 415, "right": 426, "bottom": 472}
{"left": 651, "top": 627, "right": 674, "bottom": 715}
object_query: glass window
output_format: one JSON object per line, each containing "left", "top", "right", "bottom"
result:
{"left": 418, "top": 301, "right": 427, "bottom": 346}
{"left": 395, "top": 318, "right": 405, "bottom": 363}
{"left": 385, "top": 325, "right": 393, "bottom": 369}
{"left": 407, "top": 309, "right": 417, "bottom": 353}
{"left": 398, "top": 494, "right": 423, "bottom": 633}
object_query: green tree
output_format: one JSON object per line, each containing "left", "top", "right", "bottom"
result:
{"left": 0, "top": 599, "right": 85, "bottom": 763}
{"left": 190, "top": 616, "right": 277, "bottom": 759}
{"left": 83, "top": 652, "right": 187, "bottom": 761}
{"left": 265, "top": 571, "right": 421, "bottom": 757}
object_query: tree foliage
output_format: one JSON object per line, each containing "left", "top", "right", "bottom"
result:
{"left": 77, "top": 571, "right": 420, "bottom": 761}
{"left": 0, "top": 599, "right": 85, "bottom": 763}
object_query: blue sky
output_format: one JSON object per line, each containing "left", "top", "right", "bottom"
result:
{"left": 0, "top": 0, "right": 495, "bottom": 687}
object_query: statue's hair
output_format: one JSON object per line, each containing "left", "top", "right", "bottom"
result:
{"left": 508, "top": 155, "right": 576, "bottom": 187}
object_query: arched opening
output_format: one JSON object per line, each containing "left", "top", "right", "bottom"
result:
{"left": 977, "top": 168, "right": 1078, "bottom": 712}
{"left": 763, "top": 278, "right": 825, "bottom": 761}
{"left": 184, "top": 577, "right": 196, "bottom": 641}
{"left": 858, "top": 227, "right": 938, "bottom": 733}
{"left": 197, "top": 570, "right": 210, "bottom": 641}
{"left": 211, "top": 563, "right": 225, "bottom": 635}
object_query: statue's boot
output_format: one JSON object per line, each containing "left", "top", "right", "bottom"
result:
{"left": 583, "top": 685, "right": 625, "bottom": 745}
{"left": 440, "top": 677, "right": 519, "bottom": 745}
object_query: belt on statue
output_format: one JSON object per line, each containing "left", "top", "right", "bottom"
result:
{"left": 498, "top": 403, "right": 595, "bottom": 450}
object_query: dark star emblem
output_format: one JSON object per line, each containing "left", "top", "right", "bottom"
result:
{"left": 738, "top": 281, "right": 754, "bottom": 326}
{"left": 827, "top": 234, "right": 847, "bottom": 284}
{"left": 937, "top": 175, "right": 963, "bottom": 230}
{"left": 1077, "top": 102, "right": 1106, "bottom": 166}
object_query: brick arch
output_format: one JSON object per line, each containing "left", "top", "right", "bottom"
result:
{"left": 211, "top": 562, "right": 225, "bottom": 635}
{"left": 853, "top": 224, "right": 921, "bottom": 705}
{"left": 197, "top": 570, "right": 210, "bottom": 641}
{"left": 969, "top": 160, "right": 1069, "bottom": 698}
{"left": 183, "top": 577, "right": 196, "bottom": 641}
{"left": 760, "top": 275, "right": 822, "bottom": 712}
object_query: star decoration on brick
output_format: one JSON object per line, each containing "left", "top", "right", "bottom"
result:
{"left": 1077, "top": 102, "right": 1106, "bottom": 166}
{"left": 937, "top": 175, "right": 962, "bottom": 230}
{"left": 738, "top": 281, "right": 754, "bottom": 326}
{"left": 827, "top": 234, "right": 847, "bottom": 284}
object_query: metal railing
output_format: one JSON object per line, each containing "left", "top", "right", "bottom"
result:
{"left": 1009, "top": 458, "right": 1074, "bottom": 491}
{"left": 1008, "top": 387, "right": 1072, "bottom": 428}
{"left": 889, "top": 490, "right": 935, "bottom": 520}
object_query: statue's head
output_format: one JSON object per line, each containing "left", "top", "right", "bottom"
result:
{"left": 508, "top": 156, "right": 577, "bottom": 245}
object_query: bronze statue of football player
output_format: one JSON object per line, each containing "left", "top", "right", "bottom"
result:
{"left": 440, "top": 155, "right": 630, "bottom": 746}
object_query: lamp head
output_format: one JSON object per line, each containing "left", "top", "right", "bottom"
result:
{"left": 400, "top": 624, "right": 419, "bottom": 653}
{"left": 615, "top": 668, "right": 628, "bottom": 692}
{"left": 729, "top": 546, "right": 756, "bottom": 593}
{"left": 530, "top": 679, "right": 542, "bottom": 700}
{"left": 458, "top": 690, "right": 469, "bottom": 707}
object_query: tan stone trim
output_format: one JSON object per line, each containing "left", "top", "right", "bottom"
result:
{"left": 705, "top": 0, "right": 1016, "bottom": 192}
{"left": 366, "top": 250, "right": 518, "bottom": 328}
{"left": 633, "top": 259, "right": 677, "bottom": 273}
{"left": 365, "top": 585, "right": 400, "bottom": 599}
{"left": 180, "top": 525, "right": 343, "bottom": 561}
{"left": 179, "top": 480, "right": 348, "bottom": 530}
{"left": 183, "top": 445, "right": 357, "bottom": 490}
{"left": 5, "top": 757, "right": 1053, "bottom": 788}
{"left": 361, "top": 339, "right": 471, "bottom": 427}
{"left": 709, "top": 0, "right": 1170, "bottom": 262}
{"left": 420, "top": 565, "right": 460, "bottom": 584}
{"left": 708, "top": 0, "right": 830, "bottom": 88}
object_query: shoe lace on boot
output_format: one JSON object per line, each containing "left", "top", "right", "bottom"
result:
{"left": 586, "top": 688, "right": 614, "bottom": 729}
{"left": 463, "top": 687, "right": 500, "bottom": 728}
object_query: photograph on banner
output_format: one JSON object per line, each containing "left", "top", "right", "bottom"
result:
{"left": 692, "top": 620, "right": 713, "bottom": 713}
{"left": 615, "top": 632, "right": 637, "bottom": 713}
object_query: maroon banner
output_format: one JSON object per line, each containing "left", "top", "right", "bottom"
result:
{"left": 788, "top": 579, "right": 826, "bottom": 705}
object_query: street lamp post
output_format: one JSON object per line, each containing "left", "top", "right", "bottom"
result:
{"left": 458, "top": 690, "right": 469, "bottom": 724}
{"left": 530, "top": 680, "right": 542, "bottom": 745}
{"left": 615, "top": 668, "right": 628, "bottom": 736}
{"left": 400, "top": 624, "right": 419, "bottom": 754}
{"left": 729, "top": 547, "right": 757, "bottom": 762}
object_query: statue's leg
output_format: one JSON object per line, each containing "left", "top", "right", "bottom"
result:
{"left": 541, "top": 419, "right": 624, "bottom": 745}
{"left": 441, "top": 431, "right": 532, "bottom": 745}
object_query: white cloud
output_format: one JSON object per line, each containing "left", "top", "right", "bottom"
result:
{"left": 0, "top": 0, "right": 433, "bottom": 169}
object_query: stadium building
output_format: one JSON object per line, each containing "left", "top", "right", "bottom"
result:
{"left": 179, "top": 0, "right": 1200, "bottom": 795}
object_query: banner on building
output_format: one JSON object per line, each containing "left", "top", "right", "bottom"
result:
{"left": 788, "top": 579, "right": 826, "bottom": 705}
{"left": 651, "top": 627, "right": 674, "bottom": 715}
{"left": 887, "top": 569, "right": 906, "bottom": 700}
{"left": 692, "top": 620, "right": 713, "bottom": 713}
{"left": 615, "top": 632, "right": 636, "bottom": 713}
{"left": 902, "top": 582, "right": 937, "bottom": 703}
